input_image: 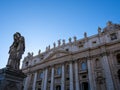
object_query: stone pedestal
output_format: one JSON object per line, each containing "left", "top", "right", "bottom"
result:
{"left": 0, "top": 67, "right": 26, "bottom": 90}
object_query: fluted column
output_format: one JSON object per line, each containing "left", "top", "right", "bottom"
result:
{"left": 43, "top": 68, "right": 48, "bottom": 90}
{"left": 32, "top": 72, "right": 37, "bottom": 90}
{"left": 87, "top": 59, "right": 95, "bottom": 90}
{"left": 61, "top": 64, "right": 65, "bottom": 90}
{"left": 50, "top": 67, "right": 54, "bottom": 90}
{"left": 69, "top": 62, "right": 74, "bottom": 90}
{"left": 75, "top": 61, "right": 80, "bottom": 90}
{"left": 102, "top": 55, "right": 114, "bottom": 90}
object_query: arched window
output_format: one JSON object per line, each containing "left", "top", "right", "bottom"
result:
{"left": 81, "top": 62, "right": 87, "bottom": 71}
{"left": 116, "top": 54, "right": 120, "bottom": 64}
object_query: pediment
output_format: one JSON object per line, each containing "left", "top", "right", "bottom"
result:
{"left": 44, "top": 50, "right": 71, "bottom": 60}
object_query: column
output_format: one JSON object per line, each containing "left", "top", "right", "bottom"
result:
{"left": 32, "top": 72, "right": 37, "bottom": 90}
{"left": 90, "top": 60, "right": 96, "bottom": 90}
{"left": 43, "top": 68, "right": 48, "bottom": 90}
{"left": 41, "top": 71, "right": 45, "bottom": 90}
{"left": 61, "top": 64, "right": 65, "bottom": 90}
{"left": 102, "top": 55, "right": 114, "bottom": 90}
{"left": 75, "top": 61, "right": 80, "bottom": 90}
{"left": 69, "top": 62, "right": 73, "bottom": 90}
{"left": 87, "top": 59, "right": 95, "bottom": 90}
{"left": 24, "top": 74, "right": 32, "bottom": 90}
{"left": 50, "top": 67, "right": 54, "bottom": 90}
{"left": 23, "top": 76, "right": 29, "bottom": 90}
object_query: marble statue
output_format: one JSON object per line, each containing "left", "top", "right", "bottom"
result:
{"left": 7, "top": 32, "right": 25, "bottom": 70}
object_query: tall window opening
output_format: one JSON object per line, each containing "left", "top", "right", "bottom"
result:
{"left": 81, "top": 62, "right": 87, "bottom": 71}
{"left": 57, "top": 67, "right": 61, "bottom": 75}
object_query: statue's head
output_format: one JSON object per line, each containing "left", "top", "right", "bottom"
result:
{"left": 13, "top": 32, "right": 21, "bottom": 40}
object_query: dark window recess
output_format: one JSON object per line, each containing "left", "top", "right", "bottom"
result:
{"left": 82, "top": 82, "right": 89, "bottom": 90}
{"left": 66, "top": 77, "right": 69, "bottom": 80}
{"left": 25, "top": 62, "right": 28, "bottom": 66}
{"left": 40, "top": 55, "right": 44, "bottom": 59}
{"left": 92, "top": 41, "right": 97, "bottom": 44}
{"left": 38, "top": 88, "right": 41, "bottom": 90}
{"left": 38, "top": 82, "right": 41, "bottom": 85}
{"left": 78, "top": 41, "right": 84, "bottom": 48}
{"left": 82, "top": 75, "right": 87, "bottom": 78}
{"left": 117, "top": 54, "right": 120, "bottom": 64}
{"left": 66, "top": 48, "right": 69, "bottom": 51}
{"left": 110, "top": 33, "right": 117, "bottom": 40}
{"left": 56, "top": 85, "right": 61, "bottom": 90}
{"left": 48, "top": 80, "right": 51, "bottom": 83}
{"left": 118, "top": 69, "right": 120, "bottom": 82}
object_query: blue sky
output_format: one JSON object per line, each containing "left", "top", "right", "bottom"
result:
{"left": 0, "top": 0, "right": 120, "bottom": 68}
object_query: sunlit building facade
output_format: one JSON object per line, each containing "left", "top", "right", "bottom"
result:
{"left": 22, "top": 21, "right": 120, "bottom": 90}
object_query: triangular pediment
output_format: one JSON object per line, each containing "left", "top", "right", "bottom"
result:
{"left": 44, "top": 50, "right": 71, "bottom": 60}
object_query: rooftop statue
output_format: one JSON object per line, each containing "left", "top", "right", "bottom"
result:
{"left": 7, "top": 32, "right": 25, "bottom": 70}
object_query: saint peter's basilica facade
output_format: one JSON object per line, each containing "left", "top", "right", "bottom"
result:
{"left": 22, "top": 21, "right": 120, "bottom": 90}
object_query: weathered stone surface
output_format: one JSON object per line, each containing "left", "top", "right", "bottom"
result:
{"left": 0, "top": 67, "right": 26, "bottom": 90}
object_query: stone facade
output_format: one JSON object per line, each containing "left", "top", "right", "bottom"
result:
{"left": 22, "top": 21, "right": 120, "bottom": 90}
